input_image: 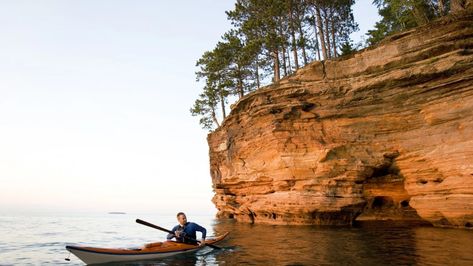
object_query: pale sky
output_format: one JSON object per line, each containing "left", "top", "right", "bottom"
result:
{"left": 0, "top": 1, "right": 379, "bottom": 215}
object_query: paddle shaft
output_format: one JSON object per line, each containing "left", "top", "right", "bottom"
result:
{"left": 136, "top": 219, "right": 175, "bottom": 235}
{"left": 135, "top": 219, "right": 221, "bottom": 249}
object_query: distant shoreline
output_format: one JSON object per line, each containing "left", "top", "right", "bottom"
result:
{"left": 108, "top": 212, "right": 126, "bottom": 215}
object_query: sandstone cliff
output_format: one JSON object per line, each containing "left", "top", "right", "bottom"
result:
{"left": 208, "top": 12, "right": 473, "bottom": 228}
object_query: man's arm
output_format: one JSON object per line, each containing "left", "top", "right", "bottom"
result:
{"left": 193, "top": 223, "right": 207, "bottom": 240}
{"left": 166, "top": 225, "right": 179, "bottom": 240}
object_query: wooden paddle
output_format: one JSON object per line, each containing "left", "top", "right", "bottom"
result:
{"left": 135, "top": 219, "right": 221, "bottom": 249}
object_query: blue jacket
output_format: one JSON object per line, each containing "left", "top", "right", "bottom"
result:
{"left": 167, "top": 222, "right": 207, "bottom": 243}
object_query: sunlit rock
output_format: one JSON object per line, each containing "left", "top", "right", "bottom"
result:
{"left": 208, "top": 12, "right": 473, "bottom": 228}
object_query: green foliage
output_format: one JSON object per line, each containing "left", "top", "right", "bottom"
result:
{"left": 367, "top": 0, "right": 443, "bottom": 46}
{"left": 192, "top": 0, "right": 359, "bottom": 130}
{"left": 192, "top": 0, "right": 463, "bottom": 130}
{"left": 190, "top": 86, "right": 219, "bottom": 130}
{"left": 327, "top": 0, "right": 359, "bottom": 45}
{"left": 339, "top": 40, "right": 356, "bottom": 57}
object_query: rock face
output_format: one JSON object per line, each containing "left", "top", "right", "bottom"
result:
{"left": 208, "top": 13, "right": 473, "bottom": 228}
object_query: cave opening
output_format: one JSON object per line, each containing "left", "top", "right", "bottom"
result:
{"left": 372, "top": 165, "right": 391, "bottom": 178}
{"left": 371, "top": 162, "right": 401, "bottom": 179}
{"left": 372, "top": 196, "right": 394, "bottom": 209}
{"left": 400, "top": 200, "right": 410, "bottom": 208}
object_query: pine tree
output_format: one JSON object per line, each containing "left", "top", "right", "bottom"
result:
{"left": 366, "top": 0, "right": 464, "bottom": 46}
{"left": 192, "top": 0, "right": 359, "bottom": 130}
{"left": 227, "top": 0, "right": 288, "bottom": 81}
{"left": 220, "top": 30, "right": 258, "bottom": 98}
{"left": 194, "top": 49, "right": 231, "bottom": 129}
{"left": 339, "top": 40, "right": 356, "bottom": 56}
{"left": 190, "top": 84, "right": 221, "bottom": 130}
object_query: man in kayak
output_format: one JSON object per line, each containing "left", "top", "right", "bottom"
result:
{"left": 167, "top": 212, "right": 207, "bottom": 245}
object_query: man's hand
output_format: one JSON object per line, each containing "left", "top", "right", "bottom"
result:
{"left": 175, "top": 231, "right": 181, "bottom": 237}
{"left": 199, "top": 239, "right": 206, "bottom": 246}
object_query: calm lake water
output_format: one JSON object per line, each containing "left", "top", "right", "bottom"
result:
{"left": 1, "top": 212, "right": 473, "bottom": 265}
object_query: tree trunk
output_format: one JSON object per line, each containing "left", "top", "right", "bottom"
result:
{"left": 281, "top": 44, "right": 287, "bottom": 76}
{"left": 255, "top": 62, "right": 260, "bottom": 89}
{"left": 295, "top": 3, "right": 307, "bottom": 65}
{"left": 438, "top": 0, "right": 446, "bottom": 15}
{"left": 272, "top": 49, "right": 280, "bottom": 82}
{"left": 289, "top": 0, "right": 299, "bottom": 69}
{"left": 298, "top": 17, "right": 308, "bottom": 65}
{"left": 219, "top": 89, "right": 226, "bottom": 119}
{"left": 236, "top": 65, "right": 244, "bottom": 98}
{"left": 291, "top": 30, "right": 299, "bottom": 69}
{"left": 211, "top": 108, "right": 220, "bottom": 128}
{"left": 278, "top": 21, "right": 288, "bottom": 77}
{"left": 324, "top": 9, "right": 332, "bottom": 59}
{"left": 287, "top": 46, "right": 292, "bottom": 74}
{"left": 313, "top": 15, "right": 321, "bottom": 61}
{"left": 331, "top": 16, "right": 337, "bottom": 58}
{"left": 237, "top": 78, "right": 244, "bottom": 98}
{"left": 315, "top": 7, "right": 328, "bottom": 60}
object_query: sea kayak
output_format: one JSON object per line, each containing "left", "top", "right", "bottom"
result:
{"left": 66, "top": 232, "right": 228, "bottom": 265}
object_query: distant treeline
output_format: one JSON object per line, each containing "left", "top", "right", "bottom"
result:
{"left": 191, "top": 0, "right": 471, "bottom": 130}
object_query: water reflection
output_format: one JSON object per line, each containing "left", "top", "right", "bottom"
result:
{"left": 210, "top": 219, "right": 472, "bottom": 266}
{"left": 414, "top": 227, "right": 473, "bottom": 265}
{"left": 109, "top": 220, "right": 473, "bottom": 265}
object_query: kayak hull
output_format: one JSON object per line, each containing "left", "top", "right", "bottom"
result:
{"left": 66, "top": 246, "right": 198, "bottom": 264}
{"left": 66, "top": 232, "right": 228, "bottom": 265}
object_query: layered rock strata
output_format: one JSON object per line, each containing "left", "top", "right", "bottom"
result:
{"left": 208, "top": 13, "right": 473, "bottom": 228}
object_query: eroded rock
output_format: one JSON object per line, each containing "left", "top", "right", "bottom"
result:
{"left": 208, "top": 13, "right": 473, "bottom": 228}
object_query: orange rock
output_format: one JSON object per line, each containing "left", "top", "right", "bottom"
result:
{"left": 208, "top": 12, "right": 473, "bottom": 228}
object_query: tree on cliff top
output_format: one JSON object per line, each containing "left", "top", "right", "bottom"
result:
{"left": 192, "top": 0, "right": 358, "bottom": 131}
{"left": 190, "top": 84, "right": 221, "bottom": 130}
{"left": 372, "top": 0, "right": 437, "bottom": 43}
{"left": 220, "top": 30, "right": 259, "bottom": 98}
{"left": 193, "top": 49, "right": 231, "bottom": 130}
{"left": 191, "top": 0, "right": 473, "bottom": 130}
{"left": 366, "top": 0, "right": 473, "bottom": 46}
{"left": 192, "top": 30, "right": 259, "bottom": 130}
{"left": 227, "top": 0, "right": 286, "bottom": 82}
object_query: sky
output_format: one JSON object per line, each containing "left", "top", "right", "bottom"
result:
{"left": 0, "top": 1, "right": 379, "bottom": 215}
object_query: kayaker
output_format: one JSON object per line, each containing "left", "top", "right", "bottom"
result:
{"left": 167, "top": 212, "right": 207, "bottom": 245}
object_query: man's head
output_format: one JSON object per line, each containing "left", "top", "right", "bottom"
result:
{"left": 177, "top": 212, "right": 187, "bottom": 226}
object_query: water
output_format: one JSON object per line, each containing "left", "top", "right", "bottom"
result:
{"left": 1, "top": 212, "right": 473, "bottom": 265}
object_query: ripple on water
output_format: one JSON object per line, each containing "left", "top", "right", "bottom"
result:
{"left": 40, "top": 232, "right": 59, "bottom": 237}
